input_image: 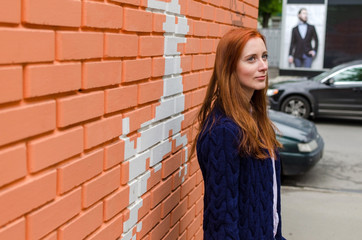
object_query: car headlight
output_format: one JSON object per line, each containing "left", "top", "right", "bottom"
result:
{"left": 267, "top": 89, "right": 279, "bottom": 97}
{"left": 297, "top": 140, "right": 318, "bottom": 152}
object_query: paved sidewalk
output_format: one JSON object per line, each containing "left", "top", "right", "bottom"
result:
{"left": 281, "top": 186, "right": 362, "bottom": 240}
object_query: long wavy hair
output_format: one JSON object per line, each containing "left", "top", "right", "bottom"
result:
{"left": 192, "top": 27, "right": 281, "bottom": 159}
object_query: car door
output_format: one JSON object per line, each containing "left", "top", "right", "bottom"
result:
{"left": 311, "top": 65, "right": 362, "bottom": 118}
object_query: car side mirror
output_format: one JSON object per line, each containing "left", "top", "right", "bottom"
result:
{"left": 324, "top": 77, "right": 335, "bottom": 86}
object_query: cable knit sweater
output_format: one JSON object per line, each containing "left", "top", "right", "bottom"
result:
{"left": 196, "top": 108, "right": 285, "bottom": 240}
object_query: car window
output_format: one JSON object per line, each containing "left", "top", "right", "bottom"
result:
{"left": 332, "top": 66, "right": 362, "bottom": 83}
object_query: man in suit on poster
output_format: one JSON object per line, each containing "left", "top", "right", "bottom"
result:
{"left": 288, "top": 8, "right": 319, "bottom": 68}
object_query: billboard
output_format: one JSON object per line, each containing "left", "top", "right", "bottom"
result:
{"left": 279, "top": 1, "right": 327, "bottom": 70}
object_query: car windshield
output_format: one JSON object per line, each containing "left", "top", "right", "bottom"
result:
{"left": 311, "top": 62, "right": 359, "bottom": 82}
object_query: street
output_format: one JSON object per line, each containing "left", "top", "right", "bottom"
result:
{"left": 281, "top": 117, "right": 362, "bottom": 239}
{"left": 283, "top": 117, "right": 362, "bottom": 192}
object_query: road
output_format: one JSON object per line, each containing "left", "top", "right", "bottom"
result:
{"left": 283, "top": 117, "right": 362, "bottom": 192}
{"left": 281, "top": 117, "right": 362, "bottom": 240}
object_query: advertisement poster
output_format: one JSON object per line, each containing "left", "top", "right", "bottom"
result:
{"left": 279, "top": 2, "right": 327, "bottom": 70}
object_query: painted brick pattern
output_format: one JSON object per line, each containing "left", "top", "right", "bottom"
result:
{"left": 0, "top": 0, "right": 258, "bottom": 239}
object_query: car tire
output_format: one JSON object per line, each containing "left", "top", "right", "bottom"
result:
{"left": 281, "top": 96, "right": 311, "bottom": 119}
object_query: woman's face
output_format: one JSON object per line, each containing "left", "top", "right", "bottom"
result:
{"left": 236, "top": 37, "right": 268, "bottom": 99}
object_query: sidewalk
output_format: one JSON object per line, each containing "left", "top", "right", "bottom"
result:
{"left": 281, "top": 186, "right": 362, "bottom": 240}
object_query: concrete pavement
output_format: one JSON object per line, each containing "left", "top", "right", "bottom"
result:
{"left": 281, "top": 186, "right": 362, "bottom": 240}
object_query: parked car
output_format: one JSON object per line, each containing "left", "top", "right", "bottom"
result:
{"left": 269, "top": 109, "right": 324, "bottom": 176}
{"left": 268, "top": 60, "right": 362, "bottom": 120}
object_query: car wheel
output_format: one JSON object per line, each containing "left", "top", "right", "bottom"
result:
{"left": 281, "top": 96, "right": 310, "bottom": 118}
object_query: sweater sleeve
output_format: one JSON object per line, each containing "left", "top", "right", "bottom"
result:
{"left": 198, "top": 124, "right": 241, "bottom": 239}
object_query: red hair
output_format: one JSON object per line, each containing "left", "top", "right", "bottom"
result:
{"left": 192, "top": 27, "right": 281, "bottom": 159}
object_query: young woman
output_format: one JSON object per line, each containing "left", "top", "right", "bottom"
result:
{"left": 194, "top": 27, "right": 286, "bottom": 239}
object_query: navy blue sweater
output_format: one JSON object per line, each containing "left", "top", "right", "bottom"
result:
{"left": 196, "top": 109, "right": 285, "bottom": 240}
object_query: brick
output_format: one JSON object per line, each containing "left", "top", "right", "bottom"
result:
{"left": 0, "top": 101, "right": 55, "bottom": 147}
{"left": 244, "top": 0, "right": 259, "bottom": 7}
{"left": 200, "top": 39, "right": 214, "bottom": 54}
{"left": 0, "top": 0, "right": 20, "bottom": 24}
{"left": 57, "top": 91, "right": 104, "bottom": 127}
{"left": 27, "top": 188, "right": 81, "bottom": 240}
{"left": 137, "top": 204, "right": 162, "bottom": 239}
{"left": 180, "top": 205, "right": 195, "bottom": 234}
{"left": 0, "top": 144, "right": 26, "bottom": 187}
{"left": 138, "top": 192, "right": 151, "bottom": 220}
{"left": 103, "top": 185, "right": 129, "bottom": 220}
{"left": 208, "top": 0, "right": 220, "bottom": 6}
{"left": 59, "top": 202, "right": 103, "bottom": 240}
{"left": 194, "top": 226, "right": 203, "bottom": 240}
{"left": 58, "top": 149, "right": 103, "bottom": 194}
{"left": 181, "top": 174, "right": 196, "bottom": 199}
{"left": 151, "top": 177, "right": 172, "bottom": 209}
{"left": 193, "top": 21, "right": 208, "bottom": 37}
{"left": 162, "top": 151, "right": 182, "bottom": 179}
{"left": 192, "top": 55, "right": 206, "bottom": 71}
{"left": 82, "top": 166, "right": 121, "bottom": 208}
{"left": 146, "top": 166, "right": 162, "bottom": 191}
{"left": 188, "top": 182, "right": 203, "bottom": 208}
{"left": 187, "top": 0, "right": 202, "bottom": 19}
{"left": 28, "top": 127, "right": 83, "bottom": 173}
{"left": 123, "top": 106, "right": 152, "bottom": 134}
{"left": 182, "top": 73, "right": 199, "bottom": 92}
{"left": 172, "top": 165, "right": 188, "bottom": 190}
{"left": 0, "top": 218, "right": 25, "bottom": 240}
{"left": 181, "top": 107, "right": 198, "bottom": 130}
{"left": 104, "top": 140, "right": 125, "bottom": 170}
{"left": 188, "top": 157, "right": 200, "bottom": 176}
{"left": 111, "top": 0, "right": 140, "bottom": 6}
{"left": 86, "top": 214, "right": 123, "bottom": 240}
{"left": 184, "top": 38, "right": 200, "bottom": 54}
{"left": 138, "top": 80, "right": 163, "bottom": 104}
{"left": 105, "top": 85, "right": 138, "bottom": 113}
{"left": 25, "top": 63, "right": 81, "bottom": 98}
{"left": 105, "top": 33, "right": 138, "bottom": 58}
{"left": 208, "top": 22, "right": 219, "bottom": 37}
{"left": 161, "top": 188, "right": 181, "bottom": 218}
{"left": 196, "top": 169, "right": 203, "bottom": 185}
{"left": 82, "top": 61, "right": 122, "bottom": 89}
{"left": 199, "top": 70, "right": 212, "bottom": 87}
{"left": 23, "top": 0, "right": 81, "bottom": 27}
{"left": 202, "top": 4, "right": 214, "bottom": 21}
{"left": 170, "top": 198, "right": 187, "bottom": 226}
{"left": 152, "top": 57, "right": 165, "bottom": 77}
{"left": 0, "top": 66, "right": 22, "bottom": 104}
{"left": 84, "top": 115, "right": 123, "bottom": 149}
{"left": 163, "top": 222, "right": 179, "bottom": 240}
{"left": 214, "top": 7, "right": 226, "bottom": 23}
{"left": 123, "top": 8, "right": 152, "bottom": 32}
{"left": 206, "top": 54, "right": 215, "bottom": 68}
{"left": 186, "top": 213, "right": 202, "bottom": 240}
{"left": 42, "top": 231, "right": 57, "bottom": 240}
{"left": 191, "top": 88, "right": 206, "bottom": 107}
{"left": 0, "top": 29, "right": 54, "bottom": 64}
{"left": 83, "top": 1, "right": 122, "bottom": 29}
{"left": 123, "top": 58, "right": 152, "bottom": 83}
{"left": 0, "top": 171, "right": 56, "bottom": 226}
{"left": 139, "top": 36, "right": 164, "bottom": 57}
{"left": 56, "top": 31, "right": 103, "bottom": 60}
{"left": 149, "top": 214, "right": 171, "bottom": 240}
{"left": 180, "top": 55, "right": 192, "bottom": 73}
{"left": 244, "top": 2, "right": 258, "bottom": 19}
{"left": 195, "top": 195, "right": 203, "bottom": 215}
{"left": 152, "top": 13, "right": 166, "bottom": 33}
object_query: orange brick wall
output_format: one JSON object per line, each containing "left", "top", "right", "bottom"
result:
{"left": 0, "top": 0, "right": 259, "bottom": 239}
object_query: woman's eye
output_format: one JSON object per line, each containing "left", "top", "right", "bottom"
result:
{"left": 262, "top": 54, "right": 268, "bottom": 60}
{"left": 247, "top": 56, "right": 256, "bottom": 62}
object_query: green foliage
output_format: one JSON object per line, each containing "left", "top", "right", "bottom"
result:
{"left": 258, "top": 0, "right": 283, "bottom": 28}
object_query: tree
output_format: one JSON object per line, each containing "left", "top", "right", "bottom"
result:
{"left": 259, "top": 0, "right": 282, "bottom": 28}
